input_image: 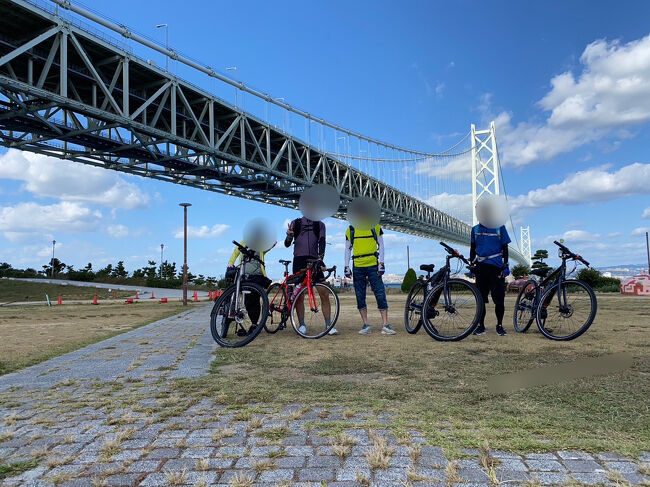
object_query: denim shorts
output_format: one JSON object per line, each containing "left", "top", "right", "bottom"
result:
{"left": 352, "top": 265, "right": 388, "bottom": 311}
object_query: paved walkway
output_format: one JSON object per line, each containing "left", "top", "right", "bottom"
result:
{"left": 1, "top": 306, "right": 648, "bottom": 486}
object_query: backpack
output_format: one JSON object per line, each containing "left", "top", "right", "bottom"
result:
{"left": 348, "top": 225, "right": 378, "bottom": 246}
{"left": 293, "top": 218, "right": 321, "bottom": 239}
{"left": 348, "top": 225, "right": 380, "bottom": 262}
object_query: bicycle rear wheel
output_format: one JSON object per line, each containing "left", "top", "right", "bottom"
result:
{"left": 210, "top": 283, "right": 268, "bottom": 347}
{"left": 404, "top": 281, "right": 426, "bottom": 334}
{"left": 536, "top": 279, "right": 597, "bottom": 341}
{"left": 513, "top": 280, "right": 538, "bottom": 333}
{"left": 421, "top": 278, "right": 482, "bottom": 341}
{"left": 265, "top": 283, "right": 287, "bottom": 334}
{"left": 290, "top": 282, "right": 340, "bottom": 338}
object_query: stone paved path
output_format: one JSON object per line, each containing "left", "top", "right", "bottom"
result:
{"left": 1, "top": 305, "right": 648, "bottom": 486}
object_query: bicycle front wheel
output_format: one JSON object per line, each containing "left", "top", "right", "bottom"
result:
{"left": 421, "top": 278, "right": 482, "bottom": 341}
{"left": 536, "top": 279, "right": 597, "bottom": 341}
{"left": 265, "top": 283, "right": 287, "bottom": 334}
{"left": 210, "top": 282, "right": 268, "bottom": 347}
{"left": 290, "top": 282, "right": 340, "bottom": 338}
{"left": 513, "top": 280, "right": 538, "bottom": 333}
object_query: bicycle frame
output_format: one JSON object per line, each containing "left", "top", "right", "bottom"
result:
{"left": 418, "top": 254, "right": 460, "bottom": 312}
{"left": 269, "top": 266, "right": 319, "bottom": 317}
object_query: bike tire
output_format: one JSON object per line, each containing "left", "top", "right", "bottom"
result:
{"left": 404, "top": 281, "right": 425, "bottom": 334}
{"left": 290, "top": 282, "right": 340, "bottom": 338}
{"left": 513, "top": 280, "right": 538, "bottom": 333}
{"left": 265, "top": 283, "right": 287, "bottom": 334}
{"left": 210, "top": 282, "right": 268, "bottom": 347}
{"left": 535, "top": 279, "right": 597, "bottom": 341}
{"left": 421, "top": 278, "right": 482, "bottom": 341}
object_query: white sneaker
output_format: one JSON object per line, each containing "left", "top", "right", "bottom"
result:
{"left": 328, "top": 327, "right": 339, "bottom": 335}
{"left": 298, "top": 325, "right": 307, "bottom": 334}
{"left": 358, "top": 324, "right": 371, "bottom": 335}
{"left": 381, "top": 325, "right": 396, "bottom": 335}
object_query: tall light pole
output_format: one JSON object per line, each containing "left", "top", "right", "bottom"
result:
{"left": 275, "top": 97, "right": 285, "bottom": 132}
{"left": 156, "top": 24, "right": 169, "bottom": 71}
{"left": 179, "top": 203, "right": 192, "bottom": 305}
{"left": 226, "top": 66, "right": 238, "bottom": 107}
{"left": 51, "top": 239, "right": 56, "bottom": 278}
{"left": 160, "top": 243, "right": 165, "bottom": 277}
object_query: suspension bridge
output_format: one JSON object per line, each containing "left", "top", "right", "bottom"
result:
{"left": 0, "top": 0, "right": 530, "bottom": 266}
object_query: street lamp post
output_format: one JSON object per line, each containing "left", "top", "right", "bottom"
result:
{"left": 179, "top": 203, "right": 192, "bottom": 305}
{"left": 160, "top": 243, "right": 165, "bottom": 278}
{"left": 226, "top": 66, "right": 238, "bottom": 107}
{"left": 51, "top": 239, "right": 56, "bottom": 278}
{"left": 156, "top": 24, "right": 169, "bottom": 71}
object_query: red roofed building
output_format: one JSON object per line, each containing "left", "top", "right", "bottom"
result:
{"left": 620, "top": 270, "right": 650, "bottom": 296}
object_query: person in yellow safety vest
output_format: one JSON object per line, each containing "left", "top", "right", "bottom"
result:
{"left": 226, "top": 240, "right": 274, "bottom": 326}
{"left": 344, "top": 224, "right": 396, "bottom": 335}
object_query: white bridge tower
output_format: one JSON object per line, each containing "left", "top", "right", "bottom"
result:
{"left": 520, "top": 226, "right": 532, "bottom": 267}
{"left": 471, "top": 121, "right": 500, "bottom": 225}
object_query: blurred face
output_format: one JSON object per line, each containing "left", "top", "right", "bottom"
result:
{"left": 476, "top": 195, "right": 508, "bottom": 228}
{"left": 298, "top": 184, "right": 340, "bottom": 221}
{"left": 243, "top": 218, "right": 276, "bottom": 252}
{"left": 347, "top": 196, "right": 381, "bottom": 230}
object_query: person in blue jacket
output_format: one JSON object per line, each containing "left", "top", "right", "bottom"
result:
{"left": 469, "top": 196, "right": 511, "bottom": 336}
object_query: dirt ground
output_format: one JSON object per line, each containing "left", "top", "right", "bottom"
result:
{"left": 0, "top": 301, "right": 189, "bottom": 375}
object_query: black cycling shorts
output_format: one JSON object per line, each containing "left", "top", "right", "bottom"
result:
{"left": 292, "top": 256, "right": 324, "bottom": 282}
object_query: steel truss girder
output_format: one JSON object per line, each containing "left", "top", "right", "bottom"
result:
{"left": 0, "top": 0, "right": 528, "bottom": 265}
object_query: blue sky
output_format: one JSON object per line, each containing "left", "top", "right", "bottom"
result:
{"left": 1, "top": 0, "right": 650, "bottom": 279}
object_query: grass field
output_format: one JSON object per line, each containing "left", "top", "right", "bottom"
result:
{"left": 0, "top": 301, "right": 188, "bottom": 375}
{"left": 175, "top": 292, "right": 650, "bottom": 456}
{"left": 0, "top": 279, "right": 132, "bottom": 303}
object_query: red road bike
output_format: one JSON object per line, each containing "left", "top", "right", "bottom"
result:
{"left": 266, "top": 259, "right": 340, "bottom": 338}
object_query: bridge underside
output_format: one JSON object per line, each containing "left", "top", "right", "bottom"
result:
{"left": 0, "top": 0, "right": 527, "bottom": 265}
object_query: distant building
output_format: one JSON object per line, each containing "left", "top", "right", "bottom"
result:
{"left": 620, "top": 270, "right": 650, "bottom": 296}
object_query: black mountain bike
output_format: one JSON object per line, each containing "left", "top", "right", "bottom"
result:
{"left": 513, "top": 241, "right": 597, "bottom": 341}
{"left": 404, "top": 242, "right": 483, "bottom": 341}
{"left": 210, "top": 241, "right": 269, "bottom": 347}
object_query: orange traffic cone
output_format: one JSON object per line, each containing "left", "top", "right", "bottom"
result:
{"left": 92, "top": 294, "right": 98, "bottom": 305}
{"left": 150, "top": 291, "right": 155, "bottom": 299}
{"left": 57, "top": 295, "right": 62, "bottom": 305}
{"left": 125, "top": 298, "right": 134, "bottom": 304}
{"left": 193, "top": 291, "right": 198, "bottom": 302}
{"left": 135, "top": 291, "right": 139, "bottom": 299}
{"left": 159, "top": 297, "right": 168, "bottom": 304}
{"left": 113, "top": 292, "right": 117, "bottom": 300}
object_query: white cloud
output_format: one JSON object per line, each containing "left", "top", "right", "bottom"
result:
{"left": 510, "top": 162, "right": 650, "bottom": 211}
{"left": 174, "top": 224, "right": 229, "bottom": 239}
{"left": 107, "top": 224, "right": 129, "bottom": 238}
{"left": 0, "top": 149, "right": 150, "bottom": 209}
{"left": 435, "top": 81, "right": 445, "bottom": 95}
{"left": 494, "top": 34, "right": 650, "bottom": 166}
{"left": 632, "top": 226, "right": 649, "bottom": 236}
{"left": 643, "top": 207, "right": 650, "bottom": 219}
{"left": 0, "top": 201, "right": 101, "bottom": 241}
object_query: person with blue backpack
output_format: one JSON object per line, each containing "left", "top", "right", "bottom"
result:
{"left": 469, "top": 195, "right": 511, "bottom": 336}
{"left": 344, "top": 223, "right": 396, "bottom": 335}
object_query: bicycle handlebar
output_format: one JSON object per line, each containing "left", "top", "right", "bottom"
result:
{"left": 439, "top": 241, "right": 470, "bottom": 265}
{"left": 553, "top": 240, "right": 590, "bottom": 266}
{"left": 232, "top": 240, "right": 265, "bottom": 266}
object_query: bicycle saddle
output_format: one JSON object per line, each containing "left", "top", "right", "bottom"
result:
{"left": 531, "top": 268, "right": 550, "bottom": 277}
{"left": 420, "top": 264, "right": 435, "bottom": 272}
{"left": 279, "top": 260, "right": 291, "bottom": 265}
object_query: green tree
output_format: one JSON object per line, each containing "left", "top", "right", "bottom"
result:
{"left": 512, "top": 263, "right": 530, "bottom": 279}
{"left": 160, "top": 261, "right": 177, "bottom": 280}
{"left": 401, "top": 268, "right": 417, "bottom": 293}
{"left": 111, "top": 261, "right": 128, "bottom": 278}
{"left": 41, "top": 258, "right": 66, "bottom": 277}
{"left": 531, "top": 249, "right": 551, "bottom": 274}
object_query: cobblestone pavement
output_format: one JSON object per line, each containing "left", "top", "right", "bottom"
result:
{"left": 1, "top": 306, "right": 648, "bottom": 486}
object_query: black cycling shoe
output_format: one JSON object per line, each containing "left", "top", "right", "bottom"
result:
{"left": 496, "top": 325, "right": 507, "bottom": 336}
{"left": 473, "top": 324, "right": 486, "bottom": 336}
